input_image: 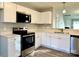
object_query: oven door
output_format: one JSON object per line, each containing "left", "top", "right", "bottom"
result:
{"left": 21, "top": 34, "right": 35, "bottom": 51}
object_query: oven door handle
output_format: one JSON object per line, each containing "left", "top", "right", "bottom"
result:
{"left": 22, "top": 34, "right": 34, "bottom": 37}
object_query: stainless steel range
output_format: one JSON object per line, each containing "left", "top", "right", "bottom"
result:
{"left": 21, "top": 33, "right": 35, "bottom": 56}
{"left": 13, "top": 28, "right": 35, "bottom": 57}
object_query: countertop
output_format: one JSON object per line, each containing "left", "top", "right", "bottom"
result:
{"left": 0, "top": 33, "right": 20, "bottom": 38}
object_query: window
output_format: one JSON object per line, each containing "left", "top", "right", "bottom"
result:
{"left": 73, "top": 20, "right": 79, "bottom": 29}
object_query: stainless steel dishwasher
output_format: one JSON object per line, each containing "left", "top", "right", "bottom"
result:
{"left": 70, "top": 35, "right": 79, "bottom": 55}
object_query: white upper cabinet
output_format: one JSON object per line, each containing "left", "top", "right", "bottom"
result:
{"left": 31, "top": 11, "right": 52, "bottom": 24}
{"left": 0, "top": 2, "right": 16, "bottom": 23}
{"left": 4, "top": 3, "right": 16, "bottom": 23}
{"left": 0, "top": 2, "right": 3, "bottom": 9}
{"left": 16, "top": 4, "right": 31, "bottom": 15}
{"left": 40, "top": 11, "right": 52, "bottom": 24}
{"left": 16, "top": 5, "right": 26, "bottom": 13}
{"left": 31, "top": 10, "right": 40, "bottom": 24}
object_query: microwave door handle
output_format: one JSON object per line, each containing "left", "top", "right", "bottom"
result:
{"left": 29, "top": 15, "right": 31, "bottom": 22}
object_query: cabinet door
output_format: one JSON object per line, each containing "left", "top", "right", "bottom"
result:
{"left": 40, "top": 11, "right": 52, "bottom": 24}
{"left": 56, "top": 36, "right": 63, "bottom": 51}
{"left": 14, "top": 35, "right": 21, "bottom": 57}
{"left": 8, "top": 38, "right": 15, "bottom": 57}
{"left": 0, "top": 2, "right": 3, "bottom": 9}
{"left": 50, "top": 34, "right": 56, "bottom": 48}
{"left": 63, "top": 35, "right": 70, "bottom": 53}
{"left": 56, "top": 34, "right": 70, "bottom": 53}
{"left": 0, "top": 36, "right": 8, "bottom": 57}
{"left": 31, "top": 10, "right": 40, "bottom": 23}
{"left": 46, "top": 33, "right": 51, "bottom": 48}
{"left": 51, "top": 34, "right": 70, "bottom": 53}
{"left": 3, "top": 3, "right": 16, "bottom": 22}
{"left": 41, "top": 33, "right": 47, "bottom": 46}
{"left": 51, "top": 37, "right": 58, "bottom": 49}
{"left": 16, "top": 5, "right": 26, "bottom": 13}
{"left": 35, "top": 33, "right": 41, "bottom": 49}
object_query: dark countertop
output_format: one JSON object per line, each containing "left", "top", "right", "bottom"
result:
{"left": 71, "top": 35, "right": 79, "bottom": 38}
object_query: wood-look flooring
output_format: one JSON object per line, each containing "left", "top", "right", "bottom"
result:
{"left": 27, "top": 46, "right": 79, "bottom": 57}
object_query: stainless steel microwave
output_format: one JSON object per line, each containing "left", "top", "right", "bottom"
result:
{"left": 16, "top": 12, "right": 31, "bottom": 23}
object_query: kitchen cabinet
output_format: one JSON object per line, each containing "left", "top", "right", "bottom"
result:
{"left": 0, "top": 36, "right": 15, "bottom": 57}
{"left": 31, "top": 10, "right": 40, "bottom": 24}
{"left": 41, "top": 33, "right": 47, "bottom": 47}
{"left": 8, "top": 37, "right": 16, "bottom": 57}
{"left": 50, "top": 33, "right": 70, "bottom": 53}
{"left": 0, "top": 2, "right": 3, "bottom": 9}
{"left": 31, "top": 10, "right": 52, "bottom": 24}
{"left": 58, "top": 34, "right": 70, "bottom": 53}
{"left": 4, "top": 3, "right": 16, "bottom": 23}
{"left": 0, "top": 34, "right": 21, "bottom": 57}
{"left": 0, "top": 2, "right": 16, "bottom": 23}
{"left": 40, "top": 11, "right": 52, "bottom": 24}
{"left": 46, "top": 33, "right": 51, "bottom": 48}
{"left": 35, "top": 32, "right": 42, "bottom": 49}
{"left": 50, "top": 34, "right": 59, "bottom": 49}
{"left": 16, "top": 5, "right": 26, "bottom": 13}
{"left": 41, "top": 32, "right": 51, "bottom": 48}
{"left": 16, "top": 4, "right": 31, "bottom": 14}
{"left": 41, "top": 33, "right": 58, "bottom": 49}
{"left": 14, "top": 35, "right": 21, "bottom": 57}
{"left": 41, "top": 32, "right": 70, "bottom": 53}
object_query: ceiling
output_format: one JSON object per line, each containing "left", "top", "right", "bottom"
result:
{"left": 15, "top": 2, "right": 79, "bottom": 12}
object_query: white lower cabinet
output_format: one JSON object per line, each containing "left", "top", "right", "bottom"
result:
{"left": 51, "top": 35, "right": 59, "bottom": 49}
{"left": 8, "top": 38, "right": 15, "bottom": 57}
{"left": 41, "top": 32, "right": 70, "bottom": 53}
{"left": 0, "top": 36, "right": 15, "bottom": 57}
{"left": 50, "top": 34, "right": 70, "bottom": 53}
{"left": 41, "top": 33, "right": 47, "bottom": 47}
{"left": 35, "top": 32, "right": 42, "bottom": 49}
{"left": 35, "top": 32, "right": 70, "bottom": 53}
{"left": 46, "top": 33, "right": 51, "bottom": 48}
{"left": 0, "top": 35, "right": 21, "bottom": 57}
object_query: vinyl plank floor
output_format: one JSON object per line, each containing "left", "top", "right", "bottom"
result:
{"left": 26, "top": 46, "right": 79, "bottom": 57}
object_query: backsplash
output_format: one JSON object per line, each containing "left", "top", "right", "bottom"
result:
{"left": 0, "top": 23, "right": 41, "bottom": 34}
{"left": 0, "top": 23, "right": 13, "bottom": 34}
{"left": 0, "top": 22, "right": 62, "bottom": 34}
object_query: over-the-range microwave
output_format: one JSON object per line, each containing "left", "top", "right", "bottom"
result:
{"left": 16, "top": 12, "right": 31, "bottom": 23}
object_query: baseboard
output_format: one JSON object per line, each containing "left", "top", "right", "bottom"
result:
{"left": 41, "top": 46, "right": 70, "bottom": 53}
